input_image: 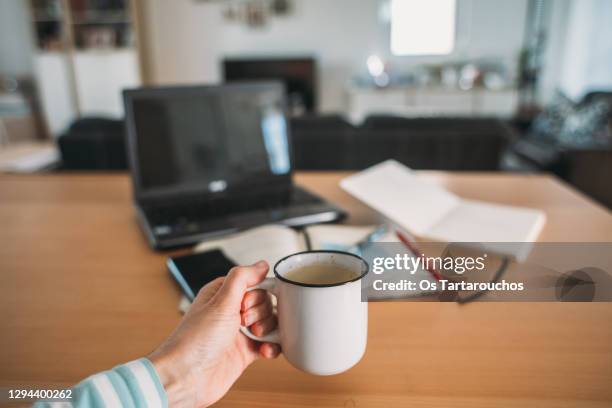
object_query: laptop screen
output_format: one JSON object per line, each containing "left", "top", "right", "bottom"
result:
{"left": 125, "top": 82, "right": 291, "bottom": 199}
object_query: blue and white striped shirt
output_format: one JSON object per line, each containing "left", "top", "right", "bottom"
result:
{"left": 34, "top": 358, "right": 167, "bottom": 408}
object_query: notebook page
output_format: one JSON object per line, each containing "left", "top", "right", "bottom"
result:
{"left": 340, "top": 160, "right": 459, "bottom": 235}
{"left": 425, "top": 199, "right": 546, "bottom": 260}
{"left": 194, "top": 225, "right": 305, "bottom": 275}
{"left": 305, "top": 225, "right": 375, "bottom": 250}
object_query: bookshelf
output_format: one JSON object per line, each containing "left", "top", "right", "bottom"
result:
{"left": 29, "top": 0, "right": 142, "bottom": 136}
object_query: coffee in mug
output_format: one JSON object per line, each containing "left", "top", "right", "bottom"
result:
{"left": 240, "top": 250, "right": 368, "bottom": 375}
{"left": 283, "top": 264, "right": 360, "bottom": 285}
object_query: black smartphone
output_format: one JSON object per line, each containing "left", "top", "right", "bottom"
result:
{"left": 167, "top": 250, "right": 236, "bottom": 301}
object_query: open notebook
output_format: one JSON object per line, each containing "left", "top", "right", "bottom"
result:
{"left": 340, "top": 160, "right": 546, "bottom": 261}
{"left": 174, "top": 224, "right": 436, "bottom": 311}
{"left": 193, "top": 224, "right": 374, "bottom": 271}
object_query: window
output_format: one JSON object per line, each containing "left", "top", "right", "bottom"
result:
{"left": 390, "top": 0, "right": 457, "bottom": 56}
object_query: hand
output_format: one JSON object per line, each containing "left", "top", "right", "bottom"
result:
{"left": 149, "top": 260, "right": 280, "bottom": 407}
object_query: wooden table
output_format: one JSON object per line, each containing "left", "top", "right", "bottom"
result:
{"left": 1, "top": 172, "right": 611, "bottom": 407}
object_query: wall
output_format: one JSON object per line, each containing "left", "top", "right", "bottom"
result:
{"left": 0, "top": 0, "right": 35, "bottom": 76}
{"left": 559, "top": 0, "right": 612, "bottom": 101}
{"left": 144, "top": 0, "right": 529, "bottom": 112}
{"left": 538, "top": 0, "right": 571, "bottom": 104}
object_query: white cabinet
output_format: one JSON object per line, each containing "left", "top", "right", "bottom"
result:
{"left": 414, "top": 88, "right": 474, "bottom": 116}
{"left": 347, "top": 88, "right": 409, "bottom": 121}
{"left": 347, "top": 86, "right": 519, "bottom": 123}
{"left": 73, "top": 50, "right": 141, "bottom": 117}
{"left": 34, "top": 52, "right": 77, "bottom": 136}
{"left": 34, "top": 50, "right": 141, "bottom": 136}
{"left": 476, "top": 89, "right": 519, "bottom": 116}
{"left": 28, "top": 0, "right": 142, "bottom": 137}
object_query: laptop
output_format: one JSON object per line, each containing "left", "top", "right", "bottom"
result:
{"left": 123, "top": 82, "right": 345, "bottom": 250}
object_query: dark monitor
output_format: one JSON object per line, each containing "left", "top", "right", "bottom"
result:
{"left": 223, "top": 57, "right": 316, "bottom": 113}
{"left": 123, "top": 82, "right": 292, "bottom": 202}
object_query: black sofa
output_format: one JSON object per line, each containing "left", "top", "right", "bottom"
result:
{"left": 58, "top": 114, "right": 514, "bottom": 172}
{"left": 58, "top": 117, "right": 127, "bottom": 170}
{"left": 291, "top": 115, "right": 514, "bottom": 171}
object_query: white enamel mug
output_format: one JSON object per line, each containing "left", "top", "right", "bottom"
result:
{"left": 240, "top": 250, "right": 369, "bottom": 375}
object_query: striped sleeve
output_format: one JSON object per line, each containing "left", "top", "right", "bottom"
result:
{"left": 34, "top": 358, "right": 167, "bottom": 408}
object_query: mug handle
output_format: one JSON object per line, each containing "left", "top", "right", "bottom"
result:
{"left": 239, "top": 277, "right": 281, "bottom": 344}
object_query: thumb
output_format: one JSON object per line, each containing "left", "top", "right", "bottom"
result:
{"left": 212, "top": 261, "right": 269, "bottom": 310}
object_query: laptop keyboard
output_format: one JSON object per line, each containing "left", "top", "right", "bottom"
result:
{"left": 144, "top": 187, "right": 322, "bottom": 237}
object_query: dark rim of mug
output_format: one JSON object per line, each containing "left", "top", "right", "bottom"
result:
{"left": 273, "top": 250, "right": 369, "bottom": 288}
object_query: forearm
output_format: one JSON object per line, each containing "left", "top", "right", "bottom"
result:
{"left": 33, "top": 358, "right": 167, "bottom": 408}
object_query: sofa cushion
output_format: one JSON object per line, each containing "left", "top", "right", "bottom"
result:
{"left": 58, "top": 117, "right": 127, "bottom": 170}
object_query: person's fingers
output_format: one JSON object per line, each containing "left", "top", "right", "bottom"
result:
{"left": 241, "top": 289, "right": 268, "bottom": 312}
{"left": 195, "top": 277, "right": 225, "bottom": 304}
{"left": 250, "top": 315, "right": 277, "bottom": 337}
{"left": 259, "top": 343, "right": 281, "bottom": 359}
{"left": 212, "top": 261, "right": 269, "bottom": 309}
{"left": 237, "top": 334, "right": 261, "bottom": 366}
{"left": 242, "top": 300, "right": 272, "bottom": 327}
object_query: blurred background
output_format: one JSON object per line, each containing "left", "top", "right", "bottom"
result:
{"left": 0, "top": 0, "right": 610, "bottom": 206}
